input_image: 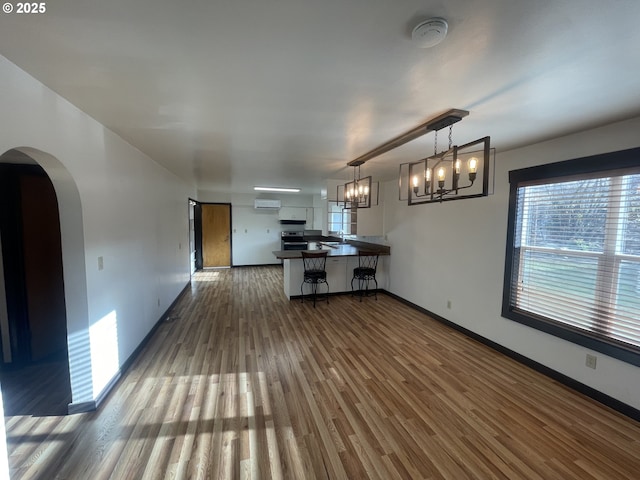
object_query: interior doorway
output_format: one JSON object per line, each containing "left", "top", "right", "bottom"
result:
{"left": 188, "top": 199, "right": 197, "bottom": 275}
{"left": 200, "top": 203, "right": 232, "bottom": 268}
{"left": 0, "top": 157, "right": 71, "bottom": 415}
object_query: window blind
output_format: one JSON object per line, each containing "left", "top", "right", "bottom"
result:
{"left": 503, "top": 156, "right": 640, "bottom": 363}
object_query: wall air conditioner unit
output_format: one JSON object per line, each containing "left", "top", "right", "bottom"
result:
{"left": 254, "top": 199, "right": 281, "bottom": 209}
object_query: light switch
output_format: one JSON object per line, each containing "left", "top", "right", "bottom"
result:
{"left": 98, "top": 256, "right": 104, "bottom": 271}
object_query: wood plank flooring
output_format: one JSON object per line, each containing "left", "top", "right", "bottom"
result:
{"left": 4, "top": 266, "right": 640, "bottom": 479}
{"left": 0, "top": 354, "right": 71, "bottom": 417}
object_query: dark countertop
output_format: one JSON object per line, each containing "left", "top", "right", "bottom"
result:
{"left": 302, "top": 234, "right": 343, "bottom": 242}
{"left": 273, "top": 241, "right": 390, "bottom": 260}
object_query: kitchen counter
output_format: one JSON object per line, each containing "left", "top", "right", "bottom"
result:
{"left": 273, "top": 241, "right": 390, "bottom": 299}
{"left": 273, "top": 241, "right": 390, "bottom": 259}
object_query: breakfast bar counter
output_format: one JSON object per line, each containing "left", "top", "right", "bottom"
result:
{"left": 273, "top": 241, "right": 390, "bottom": 299}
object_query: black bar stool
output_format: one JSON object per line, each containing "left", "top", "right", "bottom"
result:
{"left": 301, "top": 251, "right": 329, "bottom": 307}
{"left": 351, "top": 251, "right": 379, "bottom": 301}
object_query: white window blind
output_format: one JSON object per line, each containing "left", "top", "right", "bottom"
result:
{"left": 505, "top": 168, "right": 640, "bottom": 356}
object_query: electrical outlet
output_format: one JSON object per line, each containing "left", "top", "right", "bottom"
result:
{"left": 586, "top": 353, "right": 597, "bottom": 369}
{"left": 97, "top": 256, "right": 104, "bottom": 271}
{"left": 447, "top": 300, "right": 452, "bottom": 309}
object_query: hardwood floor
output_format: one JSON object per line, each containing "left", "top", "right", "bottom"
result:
{"left": 4, "top": 266, "right": 640, "bottom": 479}
{"left": 0, "top": 354, "right": 71, "bottom": 417}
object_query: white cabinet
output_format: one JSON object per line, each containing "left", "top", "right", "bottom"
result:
{"left": 278, "top": 206, "right": 310, "bottom": 222}
{"left": 346, "top": 256, "right": 358, "bottom": 292}
{"left": 312, "top": 207, "right": 323, "bottom": 231}
{"left": 325, "top": 257, "right": 347, "bottom": 293}
{"left": 283, "top": 259, "right": 301, "bottom": 298}
{"left": 282, "top": 254, "right": 387, "bottom": 299}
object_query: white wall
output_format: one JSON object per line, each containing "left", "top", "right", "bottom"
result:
{"left": 383, "top": 116, "right": 640, "bottom": 410}
{"left": 0, "top": 55, "right": 194, "bottom": 408}
{"left": 232, "top": 205, "right": 282, "bottom": 265}
{"left": 197, "top": 190, "right": 314, "bottom": 265}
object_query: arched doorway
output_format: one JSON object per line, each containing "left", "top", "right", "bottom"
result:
{"left": 0, "top": 150, "right": 71, "bottom": 414}
{"left": 0, "top": 147, "right": 93, "bottom": 416}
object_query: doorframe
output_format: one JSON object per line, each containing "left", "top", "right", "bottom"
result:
{"left": 0, "top": 163, "right": 67, "bottom": 365}
{"left": 195, "top": 202, "right": 233, "bottom": 269}
{"left": 193, "top": 201, "right": 202, "bottom": 270}
{"left": 188, "top": 199, "right": 197, "bottom": 275}
{"left": 2, "top": 147, "right": 94, "bottom": 412}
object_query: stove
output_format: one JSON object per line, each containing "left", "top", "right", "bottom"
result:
{"left": 281, "top": 230, "right": 308, "bottom": 250}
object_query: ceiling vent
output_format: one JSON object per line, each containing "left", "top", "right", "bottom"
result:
{"left": 254, "top": 199, "right": 281, "bottom": 209}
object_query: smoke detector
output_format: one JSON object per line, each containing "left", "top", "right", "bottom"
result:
{"left": 411, "top": 18, "right": 448, "bottom": 48}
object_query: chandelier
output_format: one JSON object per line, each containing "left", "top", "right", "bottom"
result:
{"left": 343, "top": 109, "right": 492, "bottom": 207}
{"left": 404, "top": 126, "right": 491, "bottom": 205}
{"left": 341, "top": 162, "right": 372, "bottom": 209}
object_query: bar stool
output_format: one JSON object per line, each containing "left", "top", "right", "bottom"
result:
{"left": 351, "top": 251, "right": 379, "bottom": 301}
{"left": 301, "top": 251, "right": 329, "bottom": 307}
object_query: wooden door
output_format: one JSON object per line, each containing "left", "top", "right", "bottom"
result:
{"left": 202, "top": 204, "right": 231, "bottom": 267}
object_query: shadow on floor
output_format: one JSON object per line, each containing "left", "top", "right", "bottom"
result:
{"left": 0, "top": 352, "right": 71, "bottom": 417}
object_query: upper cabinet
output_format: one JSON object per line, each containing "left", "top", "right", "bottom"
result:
{"left": 278, "top": 206, "right": 312, "bottom": 224}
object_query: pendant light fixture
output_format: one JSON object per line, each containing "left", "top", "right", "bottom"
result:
{"left": 343, "top": 108, "right": 491, "bottom": 207}
{"left": 404, "top": 123, "right": 491, "bottom": 205}
{"left": 342, "top": 162, "right": 372, "bottom": 209}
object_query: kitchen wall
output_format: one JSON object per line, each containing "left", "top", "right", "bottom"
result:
{"left": 0, "top": 55, "right": 194, "bottom": 410}
{"left": 231, "top": 204, "right": 282, "bottom": 265}
{"left": 383, "top": 115, "right": 640, "bottom": 410}
{"left": 196, "top": 190, "right": 315, "bottom": 265}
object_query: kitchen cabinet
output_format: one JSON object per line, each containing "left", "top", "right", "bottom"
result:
{"left": 312, "top": 207, "right": 323, "bottom": 231}
{"left": 325, "top": 257, "right": 347, "bottom": 293}
{"left": 284, "top": 255, "right": 347, "bottom": 297}
{"left": 279, "top": 206, "right": 311, "bottom": 222}
{"left": 279, "top": 249, "right": 388, "bottom": 299}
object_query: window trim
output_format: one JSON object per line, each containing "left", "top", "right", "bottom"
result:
{"left": 501, "top": 146, "right": 640, "bottom": 367}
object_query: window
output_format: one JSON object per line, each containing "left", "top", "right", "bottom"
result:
{"left": 502, "top": 147, "right": 640, "bottom": 366}
{"left": 327, "top": 202, "right": 354, "bottom": 235}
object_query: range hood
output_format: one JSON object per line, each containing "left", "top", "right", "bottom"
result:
{"left": 279, "top": 219, "right": 306, "bottom": 225}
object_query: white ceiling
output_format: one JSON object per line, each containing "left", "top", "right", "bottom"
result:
{"left": 2, "top": 0, "right": 640, "bottom": 195}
